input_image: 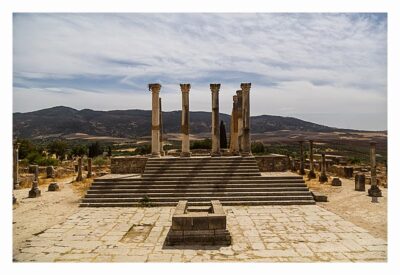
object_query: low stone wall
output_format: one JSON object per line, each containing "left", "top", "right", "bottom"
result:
{"left": 254, "top": 155, "right": 289, "bottom": 172}
{"left": 329, "top": 165, "right": 354, "bottom": 178}
{"left": 110, "top": 156, "right": 148, "bottom": 174}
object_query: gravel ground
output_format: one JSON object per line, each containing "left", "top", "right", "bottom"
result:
{"left": 305, "top": 173, "right": 387, "bottom": 240}
{"left": 13, "top": 176, "right": 80, "bottom": 255}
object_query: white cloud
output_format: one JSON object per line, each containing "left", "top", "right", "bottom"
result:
{"left": 13, "top": 13, "right": 387, "bottom": 130}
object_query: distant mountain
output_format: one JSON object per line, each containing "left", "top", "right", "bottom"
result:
{"left": 13, "top": 106, "right": 349, "bottom": 139}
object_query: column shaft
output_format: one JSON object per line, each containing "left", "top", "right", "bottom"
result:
{"left": 180, "top": 84, "right": 191, "bottom": 157}
{"left": 149, "top": 83, "right": 161, "bottom": 157}
{"left": 230, "top": 95, "right": 239, "bottom": 155}
{"left": 299, "top": 141, "right": 305, "bottom": 175}
{"left": 236, "top": 90, "right": 243, "bottom": 152}
{"left": 210, "top": 84, "right": 221, "bottom": 156}
{"left": 159, "top": 98, "right": 165, "bottom": 156}
{"left": 241, "top": 83, "right": 251, "bottom": 156}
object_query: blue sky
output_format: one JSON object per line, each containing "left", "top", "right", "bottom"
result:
{"left": 13, "top": 13, "right": 387, "bottom": 130}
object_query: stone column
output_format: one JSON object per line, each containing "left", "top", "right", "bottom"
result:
{"left": 28, "top": 165, "right": 41, "bottom": 198}
{"left": 180, "top": 84, "right": 191, "bottom": 157}
{"left": 230, "top": 95, "right": 239, "bottom": 155}
{"left": 368, "top": 141, "right": 382, "bottom": 198}
{"left": 159, "top": 98, "right": 165, "bottom": 156}
{"left": 149, "top": 83, "right": 161, "bottom": 157}
{"left": 299, "top": 140, "right": 305, "bottom": 175}
{"left": 87, "top": 158, "right": 92, "bottom": 178}
{"left": 236, "top": 90, "right": 243, "bottom": 152}
{"left": 13, "top": 142, "right": 20, "bottom": 190}
{"left": 308, "top": 140, "right": 316, "bottom": 179}
{"left": 76, "top": 157, "right": 83, "bottom": 181}
{"left": 210, "top": 84, "right": 221, "bottom": 156}
{"left": 319, "top": 152, "right": 328, "bottom": 182}
{"left": 241, "top": 83, "right": 251, "bottom": 156}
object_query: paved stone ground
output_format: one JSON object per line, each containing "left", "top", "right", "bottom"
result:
{"left": 13, "top": 205, "right": 386, "bottom": 262}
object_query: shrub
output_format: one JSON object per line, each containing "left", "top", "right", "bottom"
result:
{"left": 71, "top": 144, "right": 88, "bottom": 157}
{"left": 88, "top": 142, "right": 103, "bottom": 158}
{"left": 251, "top": 142, "right": 265, "bottom": 154}
{"left": 92, "top": 156, "right": 107, "bottom": 166}
{"left": 135, "top": 144, "right": 151, "bottom": 155}
{"left": 191, "top": 138, "right": 212, "bottom": 149}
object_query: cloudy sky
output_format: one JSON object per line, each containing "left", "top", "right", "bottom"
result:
{"left": 13, "top": 13, "right": 387, "bottom": 130}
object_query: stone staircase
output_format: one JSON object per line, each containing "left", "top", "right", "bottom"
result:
{"left": 80, "top": 156, "right": 315, "bottom": 207}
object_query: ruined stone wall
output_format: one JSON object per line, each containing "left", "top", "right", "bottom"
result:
{"left": 254, "top": 155, "right": 289, "bottom": 172}
{"left": 110, "top": 156, "right": 148, "bottom": 174}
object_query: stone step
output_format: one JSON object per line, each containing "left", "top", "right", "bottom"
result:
{"left": 145, "top": 166, "right": 260, "bottom": 172}
{"left": 81, "top": 195, "right": 314, "bottom": 203}
{"left": 85, "top": 191, "right": 312, "bottom": 198}
{"left": 80, "top": 200, "right": 316, "bottom": 207}
{"left": 87, "top": 187, "right": 310, "bottom": 193}
{"left": 94, "top": 176, "right": 304, "bottom": 182}
{"left": 91, "top": 181, "right": 307, "bottom": 187}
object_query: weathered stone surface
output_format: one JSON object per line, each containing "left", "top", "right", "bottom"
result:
{"left": 167, "top": 200, "right": 231, "bottom": 245}
{"left": 308, "top": 140, "right": 316, "bottom": 179}
{"left": 240, "top": 83, "right": 251, "bottom": 156}
{"left": 87, "top": 158, "right": 92, "bottom": 178}
{"left": 180, "top": 84, "right": 191, "bottom": 157}
{"left": 110, "top": 156, "right": 148, "bottom": 174}
{"left": 149, "top": 83, "right": 161, "bottom": 157}
{"left": 76, "top": 158, "right": 83, "bottom": 181}
{"left": 46, "top": 166, "right": 55, "bottom": 179}
{"left": 48, "top": 182, "right": 60, "bottom": 192}
{"left": 355, "top": 173, "right": 366, "bottom": 191}
{"left": 254, "top": 155, "right": 289, "bottom": 172}
{"left": 331, "top": 177, "right": 342, "bottom": 186}
{"left": 311, "top": 192, "right": 328, "bottom": 202}
{"left": 210, "top": 84, "right": 221, "bottom": 156}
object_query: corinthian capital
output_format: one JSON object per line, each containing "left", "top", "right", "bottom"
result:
{"left": 180, "top": 83, "right": 191, "bottom": 93}
{"left": 210, "top": 83, "right": 221, "bottom": 93}
{"left": 148, "top": 83, "right": 161, "bottom": 92}
{"left": 240, "top": 83, "right": 251, "bottom": 92}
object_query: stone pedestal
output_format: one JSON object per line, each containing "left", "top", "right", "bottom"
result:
{"left": 149, "top": 83, "right": 161, "bottom": 157}
{"left": 87, "top": 158, "right": 92, "bottom": 178}
{"left": 298, "top": 140, "right": 305, "bottom": 175}
{"left": 241, "top": 83, "right": 252, "bottom": 156}
{"left": 229, "top": 95, "right": 239, "bottom": 155}
{"left": 210, "top": 84, "right": 221, "bottom": 156}
{"left": 368, "top": 142, "right": 382, "bottom": 197}
{"left": 166, "top": 200, "right": 231, "bottom": 246}
{"left": 28, "top": 165, "right": 41, "bottom": 198}
{"left": 236, "top": 90, "right": 243, "bottom": 153}
{"left": 355, "top": 173, "right": 366, "bottom": 191}
{"left": 13, "top": 142, "right": 21, "bottom": 190}
{"left": 159, "top": 98, "right": 165, "bottom": 156}
{"left": 13, "top": 194, "right": 17, "bottom": 204}
{"left": 46, "top": 166, "right": 55, "bottom": 179}
{"left": 76, "top": 157, "right": 83, "bottom": 181}
{"left": 319, "top": 152, "right": 328, "bottom": 183}
{"left": 180, "top": 84, "right": 191, "bottom": 157}
{"left": 48, "top": 182, "right": 60, "bottom": 191}
{"left": 308, "top": 140, "right": 316, "bottom": 179}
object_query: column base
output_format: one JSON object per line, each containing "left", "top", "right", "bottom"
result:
{"left": 76, "top": 175, "right": 83, "bottom": 182}
{"left": 151, "top": 152, "right": 161, "bottom": 158}
{"left": 48, "top": 182, "right": 60, "bottom": 192}
{"left": 160, "top": 150, "right": 166, "bottom": 157}
{"left": 308, "top": 170, "right": 316, "bottom": 179}
{"left": 211, "top": 152, "right": 221, "bottom": 157}
{"left": 230, "top": 151, "right": 240, "bottom": 156}
{"left": 28, "top": 187, "right": 41, "bottom": 198}
{"left": 240, "top": 152, "right": 252, "bottom": 157}
{"left": 299, "top": 168, "right": 305, "bottom": 175}
{"left": 368, "top": 185, "right": 382, "bottom": 197}
{"left": 180, "top": 152, "right": 192, "bottom": 158}
{"left": 319, "top": 174, "right": 328, "bottom": 183}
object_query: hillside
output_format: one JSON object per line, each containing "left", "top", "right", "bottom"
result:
{"left": 13, "top": 106, "right": 349, "bottom": 139}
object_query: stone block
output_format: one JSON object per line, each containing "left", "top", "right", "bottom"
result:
{"left": 29, "top": 187, "right": 41, "bottom": 198}
{"left": 48, "top": 182, "right": 60, "bottom": 191}
{"left": 311, "top": 192, "right": 328, "bottom": 202}
{"left": 355, "top": 173, "right": 366, "bottom": 191}
{"left": 208, "top": 215, "right": 226, "bottom": 230}
{"left": 331, "top": 177, "right": 342, "bottom": 186}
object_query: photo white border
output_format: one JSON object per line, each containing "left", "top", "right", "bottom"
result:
{"left": 1, "top": 0, "right": 399, "bottom": 274}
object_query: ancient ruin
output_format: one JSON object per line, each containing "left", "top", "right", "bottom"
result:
{"left": 28, "top": 165, "right": 41, "bottom": 198}
{"left": 149, "top": 83, "right": 161, "bottom": 157}
{"left": 180, "top": 84, "right": 191, "bottom": 157}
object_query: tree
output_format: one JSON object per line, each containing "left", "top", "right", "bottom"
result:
{"left": 71, "top": 144, "right": 87, "bottom": 157}
{"left": 251, "top": 142, "right": 265, "bottom": 154}
{"left": 107, "top": 146, "right": 112, "bottom": 157}
{"left": 16, "top": 138, "right": 36, "bottom": 159}
{"left": 220, "top": 120, "right": 228, "bottom": 149}
{"left": 88, "top": 142, "right": 103, "bottom": 158}
{"left": 48, "top": 140, "right": 68, "bottom": 159}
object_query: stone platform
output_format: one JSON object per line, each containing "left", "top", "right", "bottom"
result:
{"left": 14, "top": 205, "right": 386, "bottom": 262}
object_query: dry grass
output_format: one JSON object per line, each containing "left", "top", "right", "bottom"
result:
{"left": 71, "top": 178, "right": 93, "bottom": 197}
